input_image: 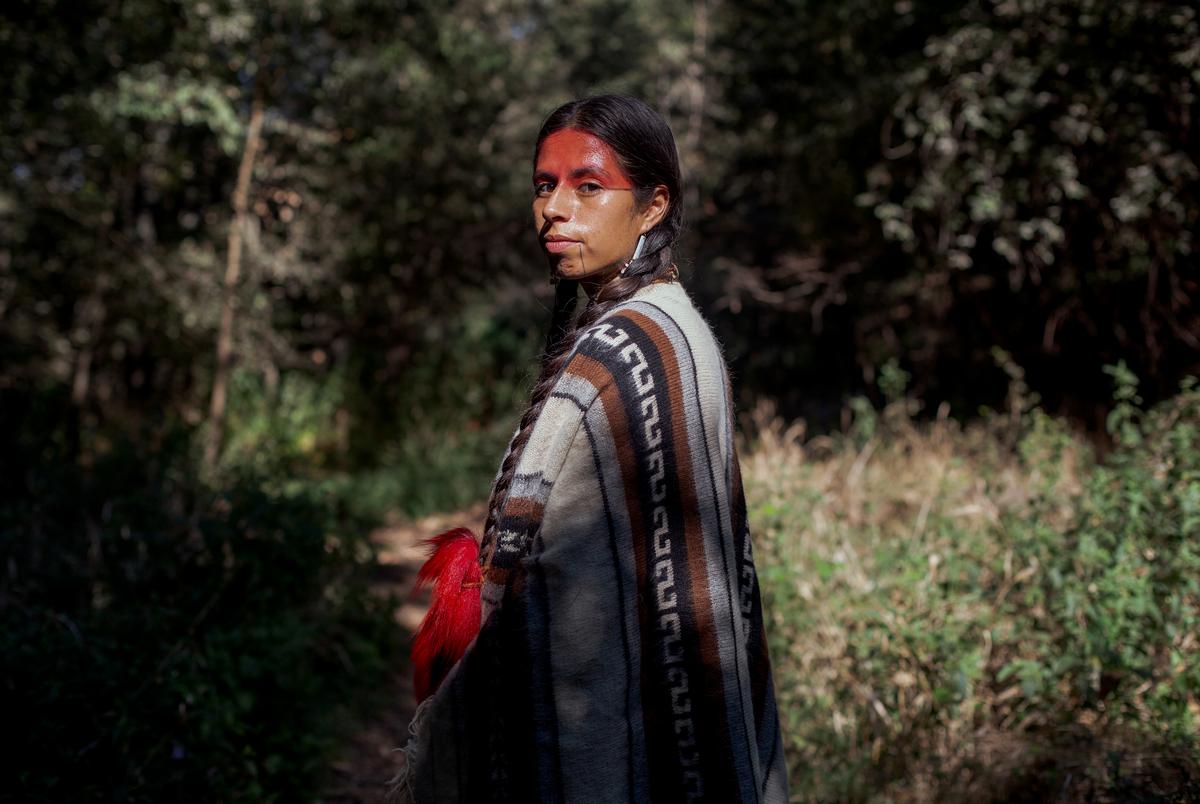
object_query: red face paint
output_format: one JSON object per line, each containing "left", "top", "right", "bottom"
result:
{"left": 533, "top": 128, "right": 644, "bottom": 287}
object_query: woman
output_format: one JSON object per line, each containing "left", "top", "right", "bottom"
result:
{"left": 393, "top": 94, "right": 788, "bottom": 803}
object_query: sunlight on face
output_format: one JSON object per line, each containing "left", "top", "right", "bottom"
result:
{"left": 532, "top": 128, "right": 644, "bottom": 282}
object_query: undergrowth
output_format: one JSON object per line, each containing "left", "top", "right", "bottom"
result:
{"left": 220, "top": 285, "right": 541, "bottom": 523}
{"left": 746, "top": 367, "right": 1200, "bottom": 802}
{"left": 0, "top": 395, "right": 401, "bottom": 802}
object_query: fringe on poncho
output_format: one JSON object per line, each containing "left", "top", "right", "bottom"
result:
{"left": 393, "top": 281, "right": 789, "bottom": 803}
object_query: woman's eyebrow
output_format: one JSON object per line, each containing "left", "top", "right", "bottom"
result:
{"left": 532, "top": 166, "right": 614, "bottom": 182}
{"left": 570, "top": 166, "right": 612, "bottom": 181}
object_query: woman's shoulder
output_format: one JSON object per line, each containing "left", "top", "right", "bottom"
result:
{"left": 583, "top": 279, "right": 702, "bottom": 341}
{"left": 569, "top": 280, "right": 731, "bottom": 405}
{"left": 613, "top": 281, "right": 726, "bottom": 369}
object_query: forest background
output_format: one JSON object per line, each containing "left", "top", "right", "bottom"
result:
{"left": 3, "top": 0, "right": 1198, "bottom": 800}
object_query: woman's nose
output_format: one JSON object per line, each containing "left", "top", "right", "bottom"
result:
{"left": 541, "top": 185, "right": 571, "bottom": 222}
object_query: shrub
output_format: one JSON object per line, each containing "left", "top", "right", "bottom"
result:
{"left": 747, "top": 376, "right": 1199, "bottom": 801}
{"left": 0, "top": 402, "right": 401, "bottom": 802}
{"left": 219, "top": 287, "right": 539, "bottom": 523}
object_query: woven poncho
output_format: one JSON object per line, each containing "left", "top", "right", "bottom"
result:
{"left": 398, "top": 280, "right": 789, "bottom": 803}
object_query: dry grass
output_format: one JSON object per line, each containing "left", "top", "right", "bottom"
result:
{"left": 741, "top": 397, "right": 1199, "bottom": 802}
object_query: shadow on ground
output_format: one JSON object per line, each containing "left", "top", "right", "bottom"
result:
{"left": 320, "top": 501, "right": 488, "bottom": 803}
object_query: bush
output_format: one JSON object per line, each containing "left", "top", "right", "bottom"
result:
{"left": 0, "top": 398, "right": 401, "bottom": 802}
{"left": 747, "top": 374, "right": 1199, "bottom": 801}
{"left": 219, "top": 286, "right": 540, "bottom": 523}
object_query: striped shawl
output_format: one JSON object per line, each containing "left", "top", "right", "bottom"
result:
{"left": 398, "top": 281, "right": 788, "bottom": 803}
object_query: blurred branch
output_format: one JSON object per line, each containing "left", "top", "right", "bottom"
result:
{"left": 205, "top": 90, "right": 265, "bottom": 474}
{"left": 712, "top": 253, "right": 861, "bottom": 333}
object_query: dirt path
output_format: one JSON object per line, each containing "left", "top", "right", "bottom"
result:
{"left": 320, "top": 501, "right": 488, "bottom": 803}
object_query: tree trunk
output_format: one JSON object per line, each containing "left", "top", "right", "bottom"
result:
{"left": 204, "top": 95, "right": 265, "bottom": 472}
{"left": 684, "top": 0, "right": 709, "bottom": 212}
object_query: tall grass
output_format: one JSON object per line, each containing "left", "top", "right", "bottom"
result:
{"left": 745, "top": 372, "right": 1200, "bottom": 801}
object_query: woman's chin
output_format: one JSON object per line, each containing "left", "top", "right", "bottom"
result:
{"left": 550, "top": 260, "right": 584, "bottom": 280}
{"left": 549, "top": 256, "right": 622, "bottom": 284}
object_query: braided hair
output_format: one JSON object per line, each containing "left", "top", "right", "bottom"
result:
{"left": 480, "top": 94, "right": 684, "bottom": 557}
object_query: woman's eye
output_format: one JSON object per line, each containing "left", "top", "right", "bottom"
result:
{"left": 578, "top": 182, "right": 602, "bottom": 194}
{"left": 534, "top": 182, "right": 554, "bottom": 196}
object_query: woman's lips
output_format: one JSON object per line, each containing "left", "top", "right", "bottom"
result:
{"left": 543, "top": 239, "right": 581, "bottom": 253}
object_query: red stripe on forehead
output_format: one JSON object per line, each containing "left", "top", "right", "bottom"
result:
{"left": 534, "top": 128, "right": 633, "bottom": 185}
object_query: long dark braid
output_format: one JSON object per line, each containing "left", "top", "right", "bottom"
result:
{"left": 480, "top": 94, "right": 684, "bottom": 557}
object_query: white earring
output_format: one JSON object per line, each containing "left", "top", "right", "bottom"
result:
{"left": 620, "top": 234, "right": 647, "bottom": 276}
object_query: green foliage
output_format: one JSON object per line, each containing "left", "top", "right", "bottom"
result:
{"left": 93, "top": 64, "right": 246, "bottom": 155}
{"left": 3, "top": 0, "right": 1197, "bottom": 450}
{"left": 1104, "top": 360, "right": 1144, "bottom": 447}
{"left": 219, "top": 288, "right": 539, "bottom": 521}
{"left": 877, "top": 357, "right": 911, "bottom": 408}
{"left": 997, "top": 381, "right": 1200, "bottom": 743}
{"left": 856, "top": 0, "right": 1199, "bottom": 404}
{"left": 0, "top": 400, "right": 401, "bottom": 801}
{"left": 706, "top": 0, "right": 1198, "bottom": 416}
{"left": 748, "top": 380, "right": 1200, "bottom": 800}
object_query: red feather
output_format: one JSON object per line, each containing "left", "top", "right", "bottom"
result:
{"left": 410, "top": 527, "right": 482, "bottom": 703}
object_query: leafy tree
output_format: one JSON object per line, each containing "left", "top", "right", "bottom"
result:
{"left": 861, "top": 0, "right": 1199, "bottom": 411}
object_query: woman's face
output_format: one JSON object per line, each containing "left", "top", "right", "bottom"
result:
{"left": 533, "top": 128, "right": 658, "bottom": 283}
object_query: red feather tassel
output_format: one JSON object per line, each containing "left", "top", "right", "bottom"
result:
{"left": 410, "top": 527, "right": 482, "bottom": 703}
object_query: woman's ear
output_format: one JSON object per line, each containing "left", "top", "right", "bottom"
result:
{"left": 638, "top": 185, "right": 670, "bottom": 235}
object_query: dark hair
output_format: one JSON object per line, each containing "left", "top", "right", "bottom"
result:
{"left": 480, "top": 94, "right": 684, "bottom": 553}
